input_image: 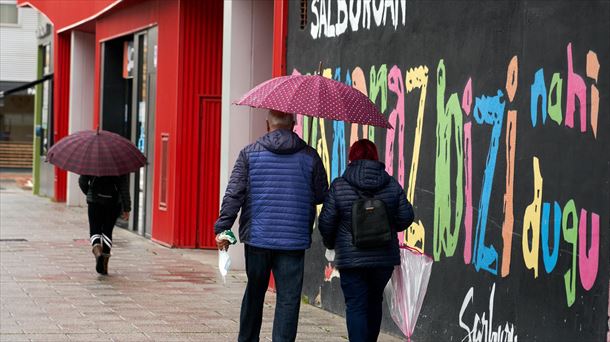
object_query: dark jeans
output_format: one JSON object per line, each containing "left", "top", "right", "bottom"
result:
{"left": 339, "top": 266, "right": 395, "bottom": 342}
{"left": 88, "top": 203, "right": 121, "bottom": 254}
{"left": 239, "top": 245, "right": 305, "bottom": 342}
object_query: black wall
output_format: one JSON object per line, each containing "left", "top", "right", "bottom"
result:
{"left": 286, "top": 1, "right": 610, "bottom": 341}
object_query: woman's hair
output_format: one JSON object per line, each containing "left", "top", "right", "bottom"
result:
{"left": 348, "top": 139, "right": 379, "bottom": 162}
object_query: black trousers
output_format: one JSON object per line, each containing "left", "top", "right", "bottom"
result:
{"left": 88, "top": 202, "right": 121, "bottom": 254}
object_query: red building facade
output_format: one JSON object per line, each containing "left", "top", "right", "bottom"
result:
{"left": 19, "top": 0, "right": 224, "bottom": 248}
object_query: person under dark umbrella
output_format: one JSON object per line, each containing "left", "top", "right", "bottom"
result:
{"left": 46, "top": 128, "right": 143, "bottom": 275}
{"left": 78, "top": 175, "right": 131, "bottom": 275}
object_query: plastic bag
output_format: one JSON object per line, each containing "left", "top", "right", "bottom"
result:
{"left": 218, "top": 249, "right": 231, "bottom": 283}
{"left": 216, "top": 230, "right": 237, "bottom": 283}
{"left": 384, "top": 246, "right": 433, "bottom": 341}
{"left": 325, "top": 249, "right": 335, "bottom": 262}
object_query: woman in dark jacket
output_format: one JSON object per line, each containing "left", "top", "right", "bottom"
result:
{"left": 318, "top": 139, "right": 414, "bottom": 342}
{"left": 78, "top": 175, "right": 131, "bottom": 275}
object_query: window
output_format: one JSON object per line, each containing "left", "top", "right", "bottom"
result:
{"left": 42, "top": 44, "right": 51, "bottom": 75}
{"left": 0, "top": 3, "right": 19, "bottom": 25}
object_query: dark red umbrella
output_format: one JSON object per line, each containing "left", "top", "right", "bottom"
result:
{"left": 234, "top": 74, "right": 392, "bottom": 129}
{"left": 46, "top": 129, "right": 146, "bottom": 176}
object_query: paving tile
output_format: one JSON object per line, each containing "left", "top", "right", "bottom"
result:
{"left": 0, "top": 185, "right": 401, "bottom": 342}
{"left": 0, "top": 333, "right": 30, "bottom": 341}
{"left": 25, "top": 333, "right": 71, "bottom": 341}
{"left": 0, "top": 325, "right": 23, "bottom": 334}
{"left": 66, "top": 333, "right": 114, "bottom": 341}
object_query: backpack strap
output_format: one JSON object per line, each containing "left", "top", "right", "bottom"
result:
{"left": 353, "top": 186, "right": 375, "bottom": 199}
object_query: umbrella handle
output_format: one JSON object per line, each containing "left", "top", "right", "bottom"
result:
{"left": 307, "top": 115, "right": 313, "bottom": 146}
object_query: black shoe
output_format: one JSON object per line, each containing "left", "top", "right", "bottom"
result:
{"left": 96, "top": 254, "right": 105, "bottom": 274}
{"left": 101, "top": 254, "right": 110, "bottom": 275}
{"left": 92, "top": 244, "right": 104, "bottom": 274}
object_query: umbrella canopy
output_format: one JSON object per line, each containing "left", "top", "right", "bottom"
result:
{"left": 385, "top": 246, "right": 433, "bottom": 341}
{"left": 46, "top": 129, "right": 146, "bottom": 176}
{"left": 234, "top": 74, "right": 392, "bottom": 129}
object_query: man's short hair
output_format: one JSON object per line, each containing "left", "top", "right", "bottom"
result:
{"left": 268, "top": 110, "right": 295, "bottom": 128}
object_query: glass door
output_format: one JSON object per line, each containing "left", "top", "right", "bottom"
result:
{"left": 130, "top": 27, "right": 157, "bottom": 237}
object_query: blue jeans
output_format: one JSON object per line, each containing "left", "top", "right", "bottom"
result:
{"left": 339, "top": 266, "right": 395, "bottom": 342}
{"left": 238, "top": 245, "right": 305, "bottom": 342}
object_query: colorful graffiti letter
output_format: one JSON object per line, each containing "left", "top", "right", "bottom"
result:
{"left": 433, "top": 60, "right": 464, "bottom": 261}
{"left": 541, "top": 202, "right": 561, "bottom": 273}
{"left": 578, "top": 209, "right": 599, "bottom": 291}
{"left": 385, "top": 65, "right": 406, "bottom": 187}
{"left": 404, "top": 65, "right": 429, "bottom": 252}
{"left": 562, "top": 200, "right": 578, "bottom": 307}
{"left": 522, "top": 157, "right": 542, "bottom": 278}
{"left": 472, "top": 89, "right": 505, "bottom": 275}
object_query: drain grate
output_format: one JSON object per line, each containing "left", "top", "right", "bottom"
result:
{"left": 0, "top": 238, "right": 28, "bottom": 242}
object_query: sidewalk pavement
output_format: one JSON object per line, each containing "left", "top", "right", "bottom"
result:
{"left": 0, "top": 180, "right": 402, "bottom": 342}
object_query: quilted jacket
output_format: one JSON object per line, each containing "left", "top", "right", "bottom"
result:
{"left": 214, "top": 129, "right": 328, "bottom": 250}
{"left": 318, "top": 159, "right": 414, "bottom": 269}
{"left": 78, "top": 175, "right": 131, "bottom": 212}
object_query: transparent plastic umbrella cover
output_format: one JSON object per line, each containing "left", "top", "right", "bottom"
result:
{"left": 385, "top": 246, "right": 433, "bottom": 341}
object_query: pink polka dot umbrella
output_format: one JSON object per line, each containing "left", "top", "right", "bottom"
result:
{"left": 234, "top": 74, "right": 392, "bottom": 129}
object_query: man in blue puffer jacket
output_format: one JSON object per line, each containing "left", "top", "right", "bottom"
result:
{"left": 214, "top": 110, "right": 328, "bottom": 342}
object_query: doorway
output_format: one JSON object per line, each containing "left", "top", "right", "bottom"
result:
{"left": 197, "top": 96, "right": 221, "bottom": 248}
{"left": 100, "top": 27, "right": 157, "bottom": 237}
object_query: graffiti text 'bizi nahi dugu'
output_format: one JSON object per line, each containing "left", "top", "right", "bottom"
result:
{"left": 293, "top": 42, "right": 601, "bottom": 309}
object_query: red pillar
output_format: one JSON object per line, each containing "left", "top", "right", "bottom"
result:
{"left": 53, "top": 32, "right": 71, "bottom": 202}
{"left": 269, "top": 0, "right": 288, "bottom": 291}
{"left": 272, "top": 0, "right": 288, "bottom": 77}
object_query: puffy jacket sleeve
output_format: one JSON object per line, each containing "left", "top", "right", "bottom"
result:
{"left": 118, "top": 175, "right": 131, "bottom": 212}
{"left": 214, "top": 149, "right": 248, "bottom": 234}
{"left": 311, "top": 152, "right": 329, "bottom": 205}
{"left": 318, "top": 183, "right": 339, "bottom": 249}
{"left": 394, "top": 185, "right": 414, "bottom": 232}
{"left": 78, "top": 175, "right": 91, "bottom": 195}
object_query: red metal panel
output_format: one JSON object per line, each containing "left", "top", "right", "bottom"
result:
{"left": 53, "top": 32, "right": 71, "bottom": 202}
{"left": 272, "top": 0, "right": 288, "bottom": 77}
{"left": 94, "top": 1, "right": 159, "bottom": 41}
{"left": 17, "top": 0, "right": 121, "bottom": 32}
{"left": 146, "top": 0, "right": 180, "bottom": 246}
{"left": 198, "top": 98, "right": 221, "bottom": 248}
{"left": 174, "top": 0, "right": 223, "bottom": 248}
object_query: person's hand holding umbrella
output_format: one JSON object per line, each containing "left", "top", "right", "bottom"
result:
{"left": 120, "top": 211, "right": 130, "bottom": 221}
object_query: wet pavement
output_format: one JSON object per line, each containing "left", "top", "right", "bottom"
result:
{"left": 0, "top": 180, "right": 401, "bottom": 341}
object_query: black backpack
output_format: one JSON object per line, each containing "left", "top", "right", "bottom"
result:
{"left": 351, "top": 188, "right": 392, "bottom": 248}
{"left": 90, "top": 176, "right": 119, "bottom": 205}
